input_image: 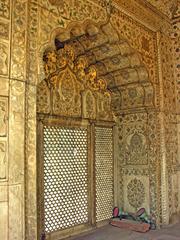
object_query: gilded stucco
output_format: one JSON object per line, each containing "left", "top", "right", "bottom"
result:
{"left": 0, "top": 0, "right": 179, "bottom": 239}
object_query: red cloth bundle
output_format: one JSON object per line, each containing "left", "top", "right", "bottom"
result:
{"left": 110, "top": 218, "right": 150, "bottom": 233}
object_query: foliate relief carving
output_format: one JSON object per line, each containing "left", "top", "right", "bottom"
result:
{"left": 125, "top": 133, "right": 148, "bottom": 165}
{"left": 111, "top": 13, "right": 157, "bottom": 86}
{"left": 82, "top": 90, "right": 96, "bottom": 119}
{"left": 40, "top": 44, "right": 112, "bottom": 119}
{"left": 28, "top": 3, "right": 38, "bottom": 85}
{"left": 52, "top": 68, "right": 82, "bottom": 117}
{"left": 44, "top": 45, "right": 109, "bottom": 94}
{"left": 37, "top": 80, "right": 50, "bottom": 114}
{"left": 127, "top": 178, "right": 145, "bottom": 209}
{"left": 160, "top": 34, "right": 176, "bottom": 113}
{"left": 11, "top": 0, "right": 27, "bottom": 80}
{"left": 0, "top": 141, "right": 6, "bottom": 179}
{"left": 0, "top": 21, "right": 9, "bottom": 40}
{"left": 172, "top": 19, "right": 180, "bottom": 113}
{"left": 120, "top": 86, "right": 144, "bottom": 110}
{"left": 39, "top": 0, "right": 106, "bottom": 43}
{"left": 0, "top": 42, "right": 8, "bottom": 76}
{"left": 0, "top": 98, "right": 8, "bottom": 137}
{"left": 96, "top": 92, "right": 113, "bottom": 121}
{"left": 0, "top": 0, "right": 10, "bottom": 19}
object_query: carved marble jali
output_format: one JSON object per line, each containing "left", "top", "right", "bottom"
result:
{"left": 0, "top": 0, "right": 179, "bottom": 239}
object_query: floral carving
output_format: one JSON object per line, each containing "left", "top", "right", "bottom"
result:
{"left": 0, "top": 21, "right": 9, "bottom": 39}
{"left": 127, "top": 178, "right": 145, "bottom": 209}
{"left": 0, "top": 0, "right": 10, "bottom": 19}
{"left": 0, "top": 42, "right": 8, "bottom": 76}
{"left": 0, "top": 141, "right": 6, "bottom": 179}
{"left": 43, "top": 45, "right": 109, "bottom": 94}
{"left": 0, "top": 98, "right": 7, "bottom": 136}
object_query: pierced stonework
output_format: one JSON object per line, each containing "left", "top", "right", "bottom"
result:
{"left": 127, "top": 178, "right": 145, "bottom": 209}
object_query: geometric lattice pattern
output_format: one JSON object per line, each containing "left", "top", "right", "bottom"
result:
{"left": 95, "top": 127, "right": 113, "bottom": 222}
{"left": 43, "top": 126, "right": 88, "bottom": 233}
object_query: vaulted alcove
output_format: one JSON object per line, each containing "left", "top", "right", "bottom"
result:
{"left": 36, "top": 20, "right": 157, "bottom": 239}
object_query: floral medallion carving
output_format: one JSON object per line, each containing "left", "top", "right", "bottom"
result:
{"left": 127, "top": 178, "right": 145, "bottom": 209}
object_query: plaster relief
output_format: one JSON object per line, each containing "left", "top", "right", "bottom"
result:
{"left": 0, "top": 98, "right": 8, "bottom": 137}
{"left": 0, "top": 21, "right": 9, "bottom": 40}
{"left": 82, "top": 90, "right": 96, "bottom": 119}
{"left": 125, "top": 133, "right": 148, "bottom": 165}
{"left": 0, "top": 202, "right": 8, "bottom": 240}
{"left": 0, "top": 141, "right": 6, "bottom": 180}
{"left": 0, "top": 78, "right": 9, "bottom": 96}
{"left": 0, "top": 0, "right": 10, "bottom": 19}
{"left": 127, "top": 178, "right": 145, "bottom": 209}
{"left": 0, "top": 42, "right": 8, "bottom": 76}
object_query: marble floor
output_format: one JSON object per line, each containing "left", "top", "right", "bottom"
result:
{"left": 68, "top": 223, "right": 180, "bottom": 240}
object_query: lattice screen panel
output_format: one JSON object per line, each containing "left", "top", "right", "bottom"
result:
{"left": 95, "top": 127, "right": 113, "bottom": 222}
{"left": 43, "top": 126, "right": 88, "bottom": 233}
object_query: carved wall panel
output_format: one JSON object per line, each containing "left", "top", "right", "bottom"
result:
{"left": 0, "top": 97, "right": 8, "bottom": 137}
{"left": 52, "top": 69, "right": 82, "bottom": 117}
{"left": 11, "top": 0, "right": 27, "bottom": 80}
{"left": 117, "top": 111, "right": 161, "bottom": 221}
{"left": 25, "top": 84, "right": 37, "bottom": 240}
{"left": 0, "top": 78, "right": 8, "bottom": 96}
{"left": 0, "top": 0, "right": 10, "bottom": 19}
{"left": 0, "top": 42, "right": 8, "bottom": 76}
{"left": 123, "top": 176, "right": 150, "bottom": 214}
{"left": 0, "top": 202, "right": 8, "bottom": 240}
{"left": 9, "top": 80, "right": 25, "bottom": 184}
{"left": 0, "top": 21, "right": 9, "bottom": 40}
{"left": 9, "top": 185, "right": 24, "bottom": 240}
{"left": 172, "top": 17, "right": 180, "bottom": 113}
{"left": 0, "top": 141, "right": 7, "bottom": 180}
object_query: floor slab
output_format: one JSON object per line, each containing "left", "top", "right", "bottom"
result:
{"left": 68, "top": 223, "right": 180, "bottom": 240}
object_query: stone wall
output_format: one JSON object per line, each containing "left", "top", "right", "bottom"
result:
{"left": 0, "top": 0, "right": 179, "bottom": 239}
